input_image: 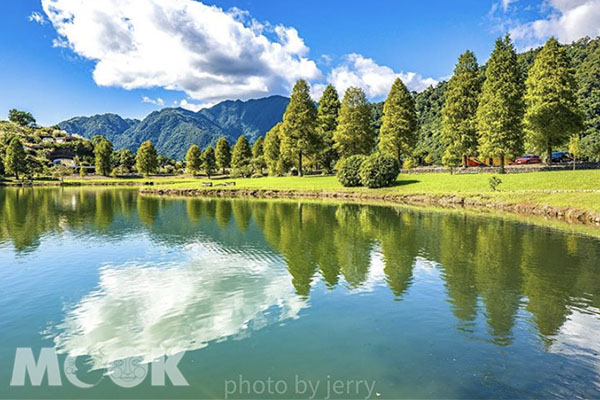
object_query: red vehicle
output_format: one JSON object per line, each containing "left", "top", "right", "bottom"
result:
{"left": 515, "top": 154, "right": 542, "bottom": 164}
{"left": 467, "top": 158, "right": 486, "bottom": 167}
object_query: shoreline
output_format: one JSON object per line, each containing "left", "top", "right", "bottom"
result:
{"left": 139, "top": 186, "right": 600, "bottom": 227}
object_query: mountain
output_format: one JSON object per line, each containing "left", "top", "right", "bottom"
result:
{"left": 199, "top": 95, "right": 289, "bottom": 143}
{"left": 58, "top": 113, "right": 140, "bottom": 144}
{"left": 58, "top": 95, "right": 289, "bottom": 159}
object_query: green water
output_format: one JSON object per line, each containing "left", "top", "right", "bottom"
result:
{"left": 1, "top": 187, "right": 600, "bottom": 399}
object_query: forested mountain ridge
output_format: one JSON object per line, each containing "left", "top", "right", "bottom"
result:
{"left": 58, "top": 96, "right": 289, "bottom": 159}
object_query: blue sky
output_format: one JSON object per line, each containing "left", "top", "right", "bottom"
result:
{"left": 1, "top": 0, "right": 598, "bottom": 125}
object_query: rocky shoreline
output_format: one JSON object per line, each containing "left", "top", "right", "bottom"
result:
{"left": 140, "top": 187, "right": 600, "bottom": 227}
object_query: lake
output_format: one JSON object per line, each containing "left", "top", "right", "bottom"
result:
{"left": 1, "top": 187, "right": 599, "bottom": 399}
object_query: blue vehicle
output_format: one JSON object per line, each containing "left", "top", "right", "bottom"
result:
{"left": 552, "top": 151, "right": 571, "bottom": 163}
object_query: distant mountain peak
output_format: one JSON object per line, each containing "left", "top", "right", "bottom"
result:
{"left": 58, "top": 95, "right": 289, "bottom": 159}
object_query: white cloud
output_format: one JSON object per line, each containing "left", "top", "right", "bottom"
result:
{"left": 177, "top": 99, "right": 215, "bottom": 112}
{"left": 54, "top": 250, "right": 307, "bottom": 369}
{"left": 141, "top": 96, "right": 164, "bottom": 106}
{"left": 502, "top": 0, "right": 516, "bottom": 11}
{"left": 509, "top": 0, "right": 600, "bottom": 48}
{"left": 326, "top": 54, "right": 437, "bottom": 99}
{"left": 42, "top": 0, "right": 321, "bottom": 103}
{"left": 28, "top": 11, "right": 46, "bottom": 25}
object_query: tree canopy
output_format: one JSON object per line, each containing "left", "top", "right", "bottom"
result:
{"left": 186, "top": 144, "right": 202, "bottom": 176}
{"left": 215, "top": 137, "right": 231, "bottom": 174}
{"left": 378, "top": 78, "right": 418, "bottom": 161}
{"left": 316, "top": 84, "right": 341, "bottom": 171}
{"left": 8, "top": 109, "right": 36, "bottom": 127}
{"left": 136, "top": 141, "right": 158, "bottom": 176}
{"left": 334, "top": 87, "right": 375, "bottom": 158}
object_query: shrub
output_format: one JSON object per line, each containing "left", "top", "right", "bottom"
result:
{"left": 336, "top": 155, "right": 367, "bottom": 187}
{"left": 488, "top": 176, "right": 502, "bottom": 191}
{"left": 402, "top": 158, "right": 417, "bottom": 169}
{"left": 359, "top": 153, "right": 400, "bottom": 188}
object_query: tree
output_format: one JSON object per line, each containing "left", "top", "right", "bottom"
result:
{"left": 215, "top": 137, "right": 231, "bottom": 174}
{"left": 379, "top": 78, "right": 418, "bottom": 162}
{"left": 5, "top": 137, "right": 27, "bottom": 180}
{"left": 441, "top": 50, "right": 481, "bottom": 167}
{"left": 264, "top": 123, "right": 282, "bottom": 175}
{"left": 8, "top": 109, "right": 36, "bottom": 127}
{"left": 280, "top": 79, "right": 318, "bottom": 176}
{"left": 569, "top": 135, "right": 582, "bottom": 170}
{"left": 185, "top": 145, "right": 202, "bottom": 176}
{"left": 116, "top": 149, "right": 135, "bottom": 172}
{"left": 135, "top": 141, "right": 158, "bottom": 176}
{"left": 316, "top": 85, "right": 341, "bottom": 172}
{"left": 524, "top": 37, "right": 584, "bottom": 165}
{"left": 252, "top": 136, "right": 266, "bottom": 175}
{"left": 477, "top": 35, "right": 525, "bottom": 174}
{"left": 94, "top": 137, "right": 113, "bottom": 176}
{"left": 202, "top": 146, "right": 216, "bottom": 178}
{"left": 231, "top": 135, "right": 252, "bottom": 174}
{"left": 334, "top": 87, "right": 375, "bottom": 158}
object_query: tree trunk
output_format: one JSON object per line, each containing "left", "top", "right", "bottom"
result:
{"left": 298, "top": 152, "right": 303, "bottom": 177}
{"left": 573, "top": 156, "right": 576, "bottom": 171}
{"left": 547, "top": 143, "right": 552, "bottom": 166}
{"left": 463, "top": 154, "right": 468, "bottom": 168}
{"left": 499, "top": 153, "right": 505, "bottom": 174}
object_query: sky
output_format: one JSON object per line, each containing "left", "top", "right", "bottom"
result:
{"left": 1, "top": 0, "right": 599, "bottom": 126}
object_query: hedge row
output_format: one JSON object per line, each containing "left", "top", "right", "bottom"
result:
{"left": 336, "top": 153, "right": 400, "bottom": 188}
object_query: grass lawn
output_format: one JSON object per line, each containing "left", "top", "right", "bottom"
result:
{"left": 7, "top": 169, "right": 587, "bottom": 213}
{"left": 139, "top": 169, "right": 600, "bottom": 213}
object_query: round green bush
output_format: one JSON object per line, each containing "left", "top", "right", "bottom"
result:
{"left": 336, "top": 155, "right": 367, "bottom": 187}
{"left": 359, "top": 153, "right": 400, "bottom": 188}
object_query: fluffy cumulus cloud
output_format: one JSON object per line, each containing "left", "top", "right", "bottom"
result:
{"left": 28, "top": 11, "right": 46, "bottom": 24}
{"left": 141, "top": 96, "right": 164, "bottom": 106}
{"left": 326, "top": 54, "right": 437, "bottom": 99}
{"left": 509, "top": 0, "right": 600, "bottom": 48}
{"left": 41, "top": 0, "right": 321, "bottom": 102}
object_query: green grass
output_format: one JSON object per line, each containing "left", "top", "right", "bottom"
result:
{"left": 145, "top": 170, "right": 600, "bottom": 212}
{"left": 15, "top": 169, "right": 590, "bottom": 213}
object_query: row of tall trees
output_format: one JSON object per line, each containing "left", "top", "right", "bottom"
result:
{"left": 441, "top": 36, "right": 583, "bottom": 172}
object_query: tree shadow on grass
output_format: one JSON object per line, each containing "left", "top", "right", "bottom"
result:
{"left": 389, "top": 179, "right": 420, "bottom": 188}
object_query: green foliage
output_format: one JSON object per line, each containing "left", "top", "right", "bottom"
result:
{"left": 114, "top": 149, "right": 135, "bottom": 172}
{"left": 252, "top": 136, "right": 265, "bottom": 174}
{"left": 264, "top": 123, "right": 282, "bottom": 175}
{"left": 5, "top": 137, "right": 27, "bottom": 179}
{"left": 336, "top": 155, "right": 367, "bottom": 187}
{"left": 185, "top": 145, "right": 202, "bottom": 176}
{"left": 488, "top": 176, "right": 502, "bottom": 191}
{"left": 402, "top": 158, "right": 417, "bottom": 170}
{"left": 79, "top": 166, "right": 87, "bottom": 177}
{"left": 569, "top": 135, "right": 582, "bottom": 170}
{"left": 334, "top": 87, "right": 375, "bottom": 158}
{"left": 477, "top": 35, "right": 524, "bottom": 171}
{"left": 51, "top": 165, "right": 72, "bottom": 182}
{"left": 280, "top": 80, "right": 318, "bottom": 176}
{"left": 576, "top": 41, "right": 600, "bottom": 140}
{"left": 359, "top": 153, "right": 400, "bottom": 188}
{"left": 413, "top": 82, "right": 447, "bottom": 164}
{"left": 8, "top": 109, "right": 36, "bottom": 127}
{"left": 94, "top": 137, "right": 113, "bottom": 176}
{"left": 202, "top": 146, "right": 216, "bottom": 178}
{"left": 316, "top": 85, "right": 341, "bottom": 172}
{"left": 231, "top": 135, "right": 252, "bottom": 176}
{"left": 135, "top": 141, "right": 158, "bottom": 176}
{"left": 441, "top": 50, "right": 480, "bottom": 166}
{"left": 215, "top": 137, "right": 231, "bottom": 174}
{"left": 442, "top": 148, "right": 462, "bottom": 172}
{"left": 524, "top": 38, "right": 584, "bottom": 164}
{"left": 379, "top": 78, "right": 418, "bottom": 161}
{"left": 581, "top": 133, "right": 600, "bottom": 161}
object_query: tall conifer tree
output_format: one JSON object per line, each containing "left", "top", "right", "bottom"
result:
{"left": 264, "top": 123, "right": 282, "bottom": 175}
{"left": 215, "top": 138, "right": 231, "bottom": 174}
{"left": 477, "top": 35, "right": 524, "bottom": 173}
{"left": 280, "top": 80, "right": 317, "bottom": 176}
{"left": 316, "top": 85, "right": 341, "bottom": 172}
{"left": 524, "top": 37, "right": 584, "bottom": 165}
{"left": 334, "top": 87, "right": 375, "bottom": 158}
{"left": 441, "top": 50, "right": 480, "bottom": 167}
{"left": 378, "top": 78, "right": 418, "bottom": 162}
{"left": 185, "top": 144, "right": 202, "bottom": 176}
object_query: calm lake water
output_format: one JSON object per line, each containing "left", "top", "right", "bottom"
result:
{"left": 1, "top": 187, "right": 600, "bottom": 399}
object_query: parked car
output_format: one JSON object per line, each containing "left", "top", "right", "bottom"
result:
{"left": 551, "top": 151, "right": 571, "bottom": 163}
{"left": 467, "top": 158, "right": 486, "bottom": 167}
{"left": 515, "top": 155, "right": 542, "bottom": 164}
